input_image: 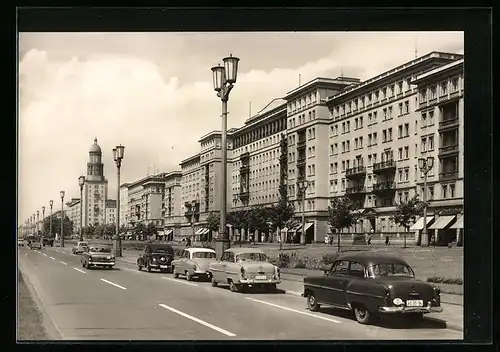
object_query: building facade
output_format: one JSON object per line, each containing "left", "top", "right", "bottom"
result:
{"left": 163, "top": 171, "right": 183, "bottom": 240}
{"left": 119, "top": 183, "right": 129, "bottom": 229}
{"left": 82, "top": 138, "right": 108, "bottom": 227}
{"left": 126, "top": 174, "right": 167, "bottom": 230}
{"left": 105, "top": 199, "right": 117, "bottom": 225}
{"left": 65, "top": 198, "right": 81, "bottom": 234}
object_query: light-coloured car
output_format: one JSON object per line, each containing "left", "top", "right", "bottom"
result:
{"left": 209, "top": 248, "right": 281, "bottom": 293}
{"left": 72, "top": 241, "right": 88, "bottom": 254}
{"left": 81, "top": 245, "right": 115, "bottom": 269}
{"left": 18, "top": 239, "right": 24, "bottom": 246}
{"left": 172, "top": 248, "right": 217, "bottom": 281}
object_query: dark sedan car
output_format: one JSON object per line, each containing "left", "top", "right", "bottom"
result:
{"left": 303, "top": 252, "right": 443, "bottom": 325}
{"left": 137, "top": 243, "right": 174, "bottom": 273}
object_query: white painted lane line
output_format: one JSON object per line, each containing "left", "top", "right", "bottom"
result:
{"left": 285, "top": 290, "right": 303, "bottom": 297}
{"left": 59, "top": 261, "right": 68, "bottom": 265}
{"left": 49, "top": 256, "right": 55, "bottom": 260}
{"left": 158, "top": 304, "right": 236, "bottom": 337}
{"left": 122, "top": 267, "right": 138, "bottom": 272}
{"left": 162, "top": 277, "right": 198, "bottom": 287}
{"left": 73, "top": 268, "right": 86, "bottom": 274}
{"left": 100, "top": 278, "right": 127, "bottom": 290}
{"left": 246, "top": 297, "right": 341, "bottom": 324}
{"left": 43, "top": 253, "right": 48, "bottom": 256}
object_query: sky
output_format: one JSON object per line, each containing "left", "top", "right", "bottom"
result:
{"left": 18, "top": 31, "right": 464, "bottom": 226}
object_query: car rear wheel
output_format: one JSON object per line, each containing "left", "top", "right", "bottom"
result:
{"left": 229, "top": 280, "right": 240, "bottom": 293}
{"left": 307, "top": 292, "right": 320, "bottom": 311}
{"left": 353, "top": 304, "right": 372, "bottom": 324}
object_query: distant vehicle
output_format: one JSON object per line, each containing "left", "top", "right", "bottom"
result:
{"left": 171, "top": 248, "right": 217, "bottom": 281}
{"left": 302, "top": 252, "right": 443, "bottom": 325}
{"left": 28, "top": 235, "right": 42, "bottom": 250}
{"left": 18, "top": 239, "right": 24, "bottom": 246}
{"left": 137, "top": 243, "right": 174, "bottom": 273}
{"left": 42, "top": 237, "right": 54, "bottom": 247}
{"left": 209, "top": 248, "right": 281, "bottom": 293}
{"left": 81, "top": 245, "right": 115, "bottom": 269}
{"left": 72, "top": 241, "right": 89, "bottom": 254}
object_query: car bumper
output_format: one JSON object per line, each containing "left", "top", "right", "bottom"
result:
{"left": 378, "top": 306, "right": 443, "bottom": 314}
{"left": 238, "top": 278, "right": 281, "bottom": 285}
{"left": 150, "top": 264, "right": 172, "bottom": 269}
{"left": 88, "top": 262, "right": 115, "bottom": 267}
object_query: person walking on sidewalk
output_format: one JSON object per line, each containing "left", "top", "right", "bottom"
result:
{"left": 186, "top": 237, "right": 191, "bottom": 247}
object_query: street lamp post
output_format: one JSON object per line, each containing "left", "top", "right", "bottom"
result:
{"left": 79, "top": 176, "right": 86, "bottom": 241}
{"left": 297, "top": 180, "right": 309, "bottom": 245}
{"left": 60, "top": 191, "right": 65, "bottom": 247}
{"left": 211, "top": 54, "right": 240, "bottom": 259}
{"left": 112, "top": 145, "right": 125, "bottom": 257}
{"left": 42, "top": 206, "right": 45, "bottom": 235}
{"left": 49, "top": 200, "right": 53, "bottom": 240}
{"left": 36, "top": 211, "right": 40, "bottom": 235}
{"left": 418, "top": 156, "right": 434, "bottom": 247}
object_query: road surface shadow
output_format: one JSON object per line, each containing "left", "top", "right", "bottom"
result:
{"left": 216, "top": 285, "right": 287, "bottom": 295}
{"left": 318, "top": 307, "right": 449, "bottom": 330}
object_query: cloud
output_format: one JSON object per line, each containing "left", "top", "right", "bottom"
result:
{"left": 18, "top": 32, "right": 463, "bottom": 225}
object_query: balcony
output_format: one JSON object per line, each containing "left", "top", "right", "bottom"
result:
{"left": 438, "top": 117, "right": 459, "bottom": 131}
{"left": 240, "top": 165, "right": 250, "bottom": 173}
{"left": 239, "top": 191, "right": 249, "bottom": 201}
{"left": 184, "top": 210, "right": 193, "bottom": 217}
{"left": 372, "top": 159, "right": 396, "bottom": 173}
{"left": 297, "top": 157, "right": 306, "bottom": 166}
{"left": 372, "top": 181, "right": 396, "bottom": 193}
{"left": 439, "top": 144, "right": 459, "bottom": 156}
{"left": 346, "top": 186, "right": 366, "bottom": 195}
{"left": 439, "top": 170, "right": 459, "bottom": 181}
{"left": 240, "top": 152, "right": 250, "bottom": 160}
{"left": 345, "top": 166, "right": 366, "bottom": 178}
{"left": 297, "top": 140, "right": 306, "bottom": 149}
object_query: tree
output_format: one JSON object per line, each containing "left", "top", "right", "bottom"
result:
{"left": 103, "top": 224, "right": 116, "bottom": 239}
{"left": 269, "top": 184, "right": 296, "bottom": 250}
{"left": 145, "top": 222, "right": 158, "bottom": 240}
{"left": 228, "top": 210, "right": 247, "bottom": 246}
{"left": 327, "top": 197, "right": 362, "bottom": 252}
{"left": 391, "top": 196, "right": 427, "bottom": 248}
{"left": 43, "top": 216, "right": 73, "bottom": 239}
{"left": 205, "top": 212, "right": 220, "bottom": 241}
{"left": 133, "top": 222, "right": 146, "bottom": 241}
{"left": 246, "top": 205, "right": 271, "bottom": 244}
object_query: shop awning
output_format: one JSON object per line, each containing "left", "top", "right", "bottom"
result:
{"left": 299, "top": 222, "right": 313, "bottom": 233}
{"left": 429, "top": 215, "right": 456, "bottom": 230}
{"left": 164, "top": 229, "right": 173, "bottom": 236}
{"left": 194, "top": 228, "right": 204, "bottom": 235}
{"left": 200, "top": 228, "right": 210, "bottom": 235}
{"left": 450, "top": 215, "right": 463, "bottom": 229}
{"left": 409, "top": 216, "right": 434, "bottom": 231}
{"left": 289, "top": 224, "right": 302, "bottom": 232}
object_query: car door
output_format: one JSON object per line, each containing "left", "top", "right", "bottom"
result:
{"left": 344, "top": 260, "right": 367, "bottom": 306}
{"left": 320, "top": 260, "right": 350, "bottom": 307}
{"left": 211, "top": 252, "right": 227, "bottom": 281}
{"left": 178, "top": 250, "right": 189, "bottom": 272}
{"left": 223, "top": 252, "right": 235, "bottom": 279}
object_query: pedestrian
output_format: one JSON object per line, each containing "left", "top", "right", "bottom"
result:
{"left": 385, "top": 235, "right": 390, "bottom": 246}
{"left": 364, "top": 233, "right": 369, "bottom": 245}
{"left": 186, "top": 237, "right": 191, "bottom": 247}
{"left": 367, "top": 234, "right": 372, "bottom": 245}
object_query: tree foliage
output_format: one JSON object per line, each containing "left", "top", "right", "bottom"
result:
{"left": 327, "top": 197, "right": 362, "bottom": 233}
{"left": 391, "top": 196, "right": 427, "bottom": 231}
{"left": 268, "top": 184, "right": 295, "bottom": 233}
{"left": 43, "top": 216, "right": 73, "bottom": 238}
{"left": 206, "top": 212, "right": 220, "bottom": 232}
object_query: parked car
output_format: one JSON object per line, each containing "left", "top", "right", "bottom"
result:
{"left": 72, "top": 241, "right": 89, "bottom": 254}
{"left": 81, "top": 245, "right": 115, "bottom": 269}
{"left": 209, "top": 248, "right": 281, "bottom": 292}
{"left": 137, "top": 243, "right": 174, "bottom": 273}
{"left": 302, "top": 251, "right": 443, "bottom": 325}
{"left": 172, "top": 248, "right": 217, "bottom": 281}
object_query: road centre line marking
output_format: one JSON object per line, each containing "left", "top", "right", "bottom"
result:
{"left": 100, "top": 278, "right": 127, "bottom": 290}
{"left": 73, "top": 268, "right": 86, "bottom": 274}
{"left": 122, "top": 267, "right": 137, "bottom": 272}
{"left": 162, "top": 277, "right": 198, "bottom": 287}
{"left": 285, "top": 290, "right": 303, "bottom": 297}
{"left": 49, "top": 256, "right": 55, "bottom": 260}
{"left": 158, "top": 304, "right": 236, "bottom": 337}
{"left": 59, "top": 261, "right": 68, "bottom": 265}
{"left": 43, "top": 253, "right": 48, "bottom": 256}
{"left": 245, "top": 297, "right": 341, "bottom": 324}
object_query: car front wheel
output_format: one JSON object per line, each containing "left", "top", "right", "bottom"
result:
{"left": 229, "top": 280, "right": 240, "bottom": 293}
{"left": 185, "top": 271, "right": 192, "bottom": 281}
{"left": 211, "top": 276, "right": 218, "bottom": 287}
{"left": 353, "top": 304, "right": 372, "bottom": 324}
{"left": 307, "top": 292, "right": 320, "bottom": 311}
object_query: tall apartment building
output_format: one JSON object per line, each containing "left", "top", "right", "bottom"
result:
{"left": 126, "top": 174, "right": 167, "bottom": 229}
{"left": 65, "top": 198, "right": 81, "bottom": 234}
{"left": 105, "top": 199, "right": 117, "bottom": 225}
{"left": 81, "top": 138, "right": 108, "bottom": 227}
{"left": 119, "top": 183, "right": 129, "bottom": 228}
{"left": 163, "top": 171, "right": 182, "bottom": 240}
{"left": 179, "top": 154, "right": 202, "bottom": 239}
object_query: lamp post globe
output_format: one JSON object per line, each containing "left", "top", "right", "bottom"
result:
{"left": 49, "top": 200, "right": 54, "bottom": 241}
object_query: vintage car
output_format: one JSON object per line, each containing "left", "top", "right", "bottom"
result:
{"left": 171, "top": 248, "right": 217, "bottom": 281}
{"left": 42, "top": 237, "right": 54, "bottom": 247}
{"left": 72, "top": 241, "right": 89, "bottom": 254}
{"left": 18, "top": 238, "right": 25, "bottom": 246}
{"left": 81, "top": 245, "right": 115, "bottom": 269}
{"left": 302, "top": 252, "right": 443, "bottom": 324}
{"left": 28, "top": 236, "right": 42, "bottom": 250}
{"left": 137, "top": 243, "right": 174, "bottom": 273}
{"left": 209, "top": 248, "right": 281, "bottom": 292}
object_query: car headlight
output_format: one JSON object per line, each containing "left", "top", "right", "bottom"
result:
{"left": 275, "top": 267, "right": 280, "bottom": 279}
{"left": 152, "top": 258, "right": 157, "bottom": 262}
{"left": 433, "top": 285, "right": 441, "bottom": 295}
{"left": 393, "top": 298, "right": 404, "bottom": 305}
{"left": 106, "top": 256, "right": 111, "bottom": 260}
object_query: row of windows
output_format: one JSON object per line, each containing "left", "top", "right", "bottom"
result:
{"left": 288, "top": 92, "right": 318, "bottom": 113}
{"left": 233, "top": 118, "right": 287, "bottom": 149}
{"left": 419, "top": 77, "right": 460, "bottom": 102}
{"left": 288, "top": 109, "right": 317, "bottom": 128}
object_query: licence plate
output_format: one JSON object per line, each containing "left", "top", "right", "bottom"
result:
{"left": 255, "top": 275, "right": 267, "bottom": 280}
{"left": 406, "top": 300, "right": 423, "bottom": 307}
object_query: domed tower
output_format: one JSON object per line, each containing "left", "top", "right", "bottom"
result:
{"left": 87, "top": 138, "right": 105, "bottom": 180}
{"left": 82, "top": 138, "right": 108, "bottom": 228}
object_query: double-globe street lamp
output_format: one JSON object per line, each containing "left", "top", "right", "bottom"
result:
{"left": 418, "top": 156, "right": 434, "bottom": 247}
{"left": 211, "top": 54, "right": 240, "bottom": 259}
{"left": 36, "top": 211, "right": 39, "bottom": 235}
{"left": 42, "top": 206, "right": 45, "bottom": 235}
{"left": 60, "top": 191, "right": 65, "bottom": 247}
{"left": 297, "top": 180, "right": 310, "bottom": 246}
{"left": 49, "top": 200, "right": 54, "bottom": 240}
{"left": 112, "top": 145, "right": 125, "bottom": 257}
{"left": 78, "top": 176, "right": 86, "bottom": 241}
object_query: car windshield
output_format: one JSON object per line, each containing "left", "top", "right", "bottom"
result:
{"left": 90, "top": 247, "right": 111, "bottom": 253}
{"left": 192, "top": 252, "right": 216, "bottom": 259}
{"left": 235, "top": 253, "right": 267, "bottom": 262}
{"left": 369, "top": 263, "right": 415, "bottom": 278}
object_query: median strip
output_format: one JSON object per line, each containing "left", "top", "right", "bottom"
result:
{"left": 158, "top": 303, "right": 236, "bottom": 337}
{"left": 162, "top": 277, "right": 198, "bottom": 287}
{"left": 245, "top": 297, "right": 341, "bottom": 324}
{"left": 100, "top": 278, "right": 127, "bottom": 290}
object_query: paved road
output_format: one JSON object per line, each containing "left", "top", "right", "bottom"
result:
{"left": 18, "top": 246, "right": 463, "bottom": 340}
